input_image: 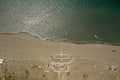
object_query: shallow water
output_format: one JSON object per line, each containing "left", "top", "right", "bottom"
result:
{"left": 0, "top": 0, "right": 120, "bottom": 45}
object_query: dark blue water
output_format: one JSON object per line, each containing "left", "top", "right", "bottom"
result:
{"left": 0, "top": 0, "right": 120, "bottom": 45}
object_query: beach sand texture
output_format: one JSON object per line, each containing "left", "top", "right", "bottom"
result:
{"left": 0, "top": 33, "right": 120, "bottom": 80}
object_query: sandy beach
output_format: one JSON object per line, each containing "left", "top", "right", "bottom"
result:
{"left": 0, "top": 33, "right": 120, "bottom": 80}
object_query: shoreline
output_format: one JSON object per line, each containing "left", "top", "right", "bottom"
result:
{"left": 0, "top": 32, "right": 120, "bottom": 46}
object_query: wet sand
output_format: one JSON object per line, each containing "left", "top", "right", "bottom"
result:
{"left": 0, "top": 32, "right": 120, "bottom": 80}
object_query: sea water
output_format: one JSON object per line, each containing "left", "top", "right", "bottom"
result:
{"left": 0, "top": 0, "right": 120, "bottom": 45}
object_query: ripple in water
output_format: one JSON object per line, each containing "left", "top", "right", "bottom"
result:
{"left": 0, "top": 0, "right": 120, "bottom": 45}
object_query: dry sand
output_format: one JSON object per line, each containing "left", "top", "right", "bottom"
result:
{"left": 0, "top": 32, "right": 120, "bottom": 80}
